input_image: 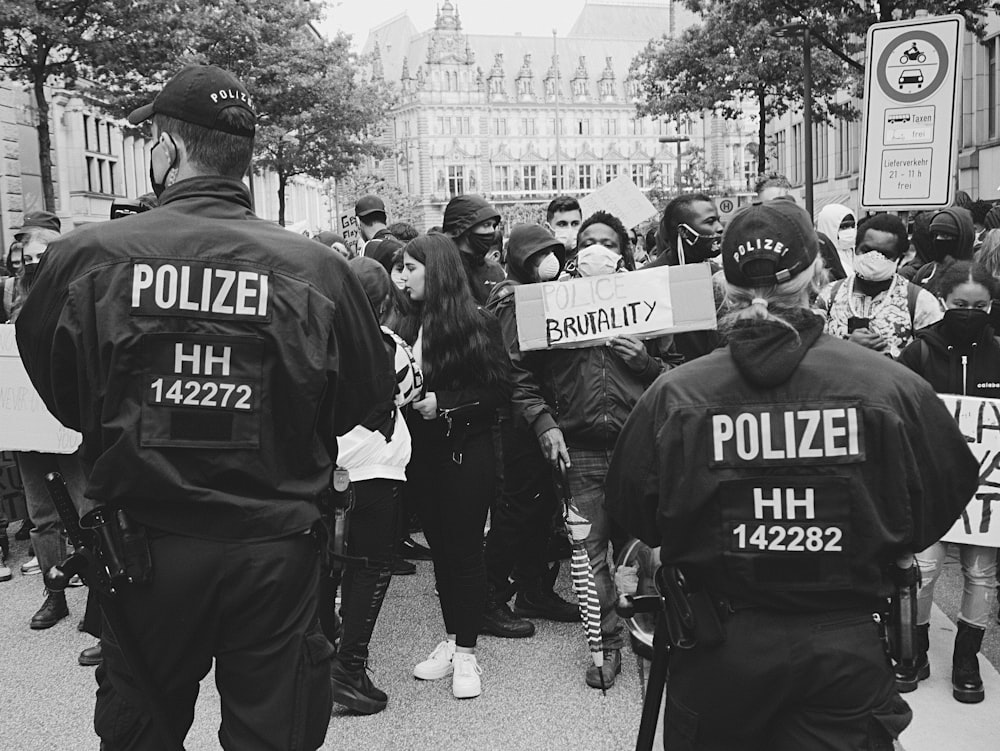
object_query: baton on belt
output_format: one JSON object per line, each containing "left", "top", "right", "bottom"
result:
{"left": 889, "top": 553, "right": 920, "bottom": 670}
{"left": 44, "top": 472, "right": 185, "bottom": 751}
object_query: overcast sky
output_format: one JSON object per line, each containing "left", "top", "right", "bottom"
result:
{"left": 319, "top": 0, "right": 592, "bottom": 48}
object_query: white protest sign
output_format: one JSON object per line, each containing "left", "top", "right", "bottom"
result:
{"left": 340, "top": 214, "right": 361, "bottom": 252}
{"left": 578, "top": 175, "right": 658, "bottom": 231}
{"left": 940, "top": 394, "right": 1000, "bottom": 547}
{"left": 514, "top": 263, "right": 717, "bottom": 351}
{"left": 0, "top": 324, "right": 81, "bottom": 453}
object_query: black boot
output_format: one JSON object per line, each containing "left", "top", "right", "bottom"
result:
{"left": 952, "top": 621, "right": 985, "bottom": 703}
{"left": 481, "top": 584, "right": 535, "bottom": 638}
{"left": 333, "top": 568, "right": 391, "bottom": 714}
{"left": 513, "top": 564, "right": 579, "bottom": 623}
{"left": 30, "top": 589, "right": 69, "bottom": 629}
{"left": 893, "top": 623, "right": 930, "bottom": 693}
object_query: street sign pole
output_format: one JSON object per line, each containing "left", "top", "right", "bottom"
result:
{"left": 860, "top": 14, "right": 964, "bottom": 211}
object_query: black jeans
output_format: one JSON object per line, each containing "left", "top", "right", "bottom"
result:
{"left": 408, "top": 423, "right": 494, "bottom": 649}
{"left": 484, "top": 417, "right": 557, "bottom": 600}
{"left": 95, "top": 532, "right": 331, "bottom": 751}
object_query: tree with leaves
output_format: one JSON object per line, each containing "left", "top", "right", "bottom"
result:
{"left": 632, "top": 0, "right": 999, "bottom": 173}
{"left": 338, "top": 170, "right": 424, "bottom": 229}
{"left": 0, "top": 0, "right": 195, "bottom": 211}
{"left": 631, "top": 0, "right": 856, "bottom": 172}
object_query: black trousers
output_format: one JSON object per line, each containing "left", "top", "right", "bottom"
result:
{"left": 662, "top": 608, "right": 911, "bottom": 751}
{"left": 484, "top": 417, "right": 557, "bottom": 599}
{"left": 408, "top": 424, "right": 494, "bottom": 648}
{"left": 318, "top": 478, "right": 401, "bottom": 664}
{"left": 95, "top": 532, "right": 331, "bottom": 751}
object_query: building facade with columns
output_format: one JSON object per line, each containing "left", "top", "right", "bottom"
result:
{"left": 360, "top": 0, "right": 759, "bottom": 228}
{"left": 0, "top": 79, "right": 329, "bottom": 252}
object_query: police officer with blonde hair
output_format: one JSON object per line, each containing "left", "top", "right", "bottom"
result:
{"left": 17, "top": 65, "right": 391, "bottom": 750}
{"left": 606, "top": 197, "right": 977, "bottom": 750}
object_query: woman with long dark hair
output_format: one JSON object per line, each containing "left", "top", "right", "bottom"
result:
{"left": 400, "top": 234, "right": 510, "bottom": 699}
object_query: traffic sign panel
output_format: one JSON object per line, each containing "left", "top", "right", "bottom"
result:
{"left": 860, "top": 15, "right": 963, "bottom": 210}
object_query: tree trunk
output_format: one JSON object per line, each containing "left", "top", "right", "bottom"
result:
{"left": 277, "top": 172, "right": 287, "bottom": 227}
{"left": 33, "top": 73, "right": 57, "bottom": 213}
{"left": 757, "top": 88, "right": 767, "bottom": 174}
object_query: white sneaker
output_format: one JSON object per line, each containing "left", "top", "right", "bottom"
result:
{"left": 21, "top": 556, "right": 40, "bottom": 575}
{"left": 413, "top": 639, "right": 455, "bottom": 680}
{"left": 452, "top": 652, "right": 482, "bottom": 699}
{"left": 0, "top": 562, "right": 11, "bottom": 582}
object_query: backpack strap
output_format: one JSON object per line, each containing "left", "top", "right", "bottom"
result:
{"left": 905, "top": 280, "right": 920, "bottom": 329}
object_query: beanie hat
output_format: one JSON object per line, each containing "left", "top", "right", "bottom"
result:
{"left": 442, "top": 195, "right": 500, "bottom": 237}
{"left": 722, "top": 197, "right": 818, "bottom": 287}
{"left": 985, "top": 206, "right": 1000, "bottom": 231}
{"left": 929, "top": 209, "right": 961, "bottom": 238}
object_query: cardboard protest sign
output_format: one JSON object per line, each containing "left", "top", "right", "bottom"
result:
{"left": 578, "top": 175, "right": 658, "bottom": 231}
{"left": 514, "top": 264, "right": 717, "bottom": 351}
{"left": 340, "top": 214, "right": 361, "bottom": 252}
{"left": 0, "top": 324, "right": 81, "bottom": 454}
{"left": 940, "top": 394, "right": 1000, "bottom": 547}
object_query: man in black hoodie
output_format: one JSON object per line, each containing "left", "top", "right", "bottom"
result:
{"left": 443, "top": 194, "right": 506, "bottom": 305}
{"left": 481, "top": 225, "right": 579, "bottom": 638}
{"left": 606, "top": 198, "right": 976, "bottom": 750}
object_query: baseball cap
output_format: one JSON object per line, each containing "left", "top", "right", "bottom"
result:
{"left": 13, "top": 210, "right": 61, "bottom": 237}
{"left": 127, "top": 65, "right": 256, "bottom": 136}
{"left": 443, "top": 195, "right": 500, "bottom": 236}
{"left": 722, "top": 197, "right": 818, "bottom": 287}
{"left": 355, "top": 195, "right": 386, "bottom": 219}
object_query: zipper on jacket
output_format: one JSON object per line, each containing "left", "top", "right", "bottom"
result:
{"left": 961, "top": 354, "right": 968, "bottom": 396}
{"left": 439, "top": 402, "right": 482, "bottom": 438}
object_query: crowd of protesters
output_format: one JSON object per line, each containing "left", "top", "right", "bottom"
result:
{"left": 2, "top": 159, "right": 1000, "bottom": 740}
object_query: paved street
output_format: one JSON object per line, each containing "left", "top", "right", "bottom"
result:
{"left": 3, "top": 524, "right": 999, "bottom": 750}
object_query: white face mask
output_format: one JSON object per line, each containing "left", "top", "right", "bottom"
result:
{"left": 553, "top": 229, "right": 577, "bottom": 251}
{"left": 853, "top": 250, "right": 897, "bottom": 282}
{"left": 576, "top": 246, "right": 622, "bottom": 277}
{"left": 535, "top": 252, "right": 560, "bottom": 281}
{"left": 837, "top": 227, "right": 857, "bottom": 253}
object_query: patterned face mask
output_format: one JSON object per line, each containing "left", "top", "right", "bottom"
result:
{"left": 853, "top": 250, "right": 897, "bottom": 282}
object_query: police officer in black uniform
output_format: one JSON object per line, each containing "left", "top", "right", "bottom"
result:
{"left": 16, "top": 65, "right": 392, "bottom": 750}
{"left": 606, "top": 198, "right": 978, "bottom": 750}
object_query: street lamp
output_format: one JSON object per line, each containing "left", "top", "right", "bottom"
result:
{"left": 658, "top": 135, "right": 690, "bottom": 193}
{"left": 771, "top": 23, "right": 813, "bottom": 219}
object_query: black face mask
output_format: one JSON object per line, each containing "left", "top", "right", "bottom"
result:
{"left": 149, "top": 134, "right": 177, "bottom": 198}
{"left": 943, "top": 308, "right": 990, "bottom": 344}
{"left": 678, "top": 223, "right": 722, "bottom": 263}
{"left": 22, "top": 262, "right": 40, "bottom": 288}
{"left": 465, "top": 231, "right": 496, "bottom": 259}
{"left": 933, "top": 238, "right": 960, "bottom": 261}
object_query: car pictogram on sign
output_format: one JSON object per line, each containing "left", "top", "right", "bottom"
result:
{"left": 899, "top": 69, "right": 924, "bottom": 88}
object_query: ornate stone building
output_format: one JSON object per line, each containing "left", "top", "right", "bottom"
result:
{"left": 360, "top": 0, "right": 759, "bottom": 227}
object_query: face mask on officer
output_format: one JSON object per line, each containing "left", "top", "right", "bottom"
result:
{"left": 553, "top": 228, "right": 577, "bottom": 252}
{"left": 533, "top": 252, "right": 560, "bottom": 282}
{"left": 852, "top": 250, "right": 898, "bottom": 282}
{"left": 149, "top": 133, "right": 178, "bottom": 198}
{"left": 677, "top": 223, "right": 722, "bottom": 264}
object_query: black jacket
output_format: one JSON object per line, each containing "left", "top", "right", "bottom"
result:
{"left": 606, "top": 312, "right": 976, "bottom": 612}
{"left": 897, "top": 319, "right": 1000, "bottom": 398}
{"left": 16, "top": 176, "right": 393, "bottom": 541}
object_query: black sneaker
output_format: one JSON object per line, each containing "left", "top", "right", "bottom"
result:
{"left": 480, "top": 600, "right": 535, "bottom": 638}
{"left": 391, "top": 557, "right": 416, "bottom": 576}
{"left": 331, "top": 657, "right": 387, "bottom": 715}
{"left": 513, "top": 588, "right": 580, "bottom": 623}
{"left": 398, "top": 536, "right": 432, "bottom": 561}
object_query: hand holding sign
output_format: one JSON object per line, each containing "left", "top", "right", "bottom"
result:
{"left": 607, "top": 336, "right": 650, "bottom": 372}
